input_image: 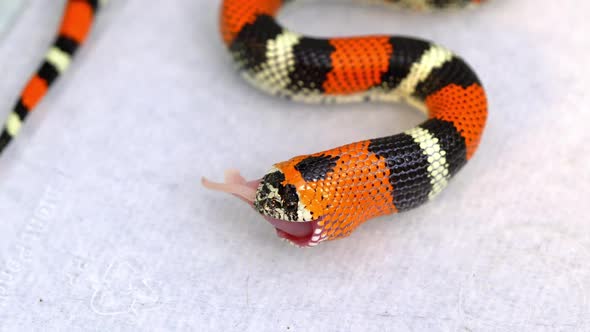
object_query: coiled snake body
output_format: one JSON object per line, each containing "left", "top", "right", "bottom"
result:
{"left": 205, "top": 0, "right": 488, "bottom": 247}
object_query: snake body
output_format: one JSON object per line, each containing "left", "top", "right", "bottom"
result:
{"left": 0, "top": 0, "right": 104, "bottom": 154}
{"left": 214, "top": 0, "right": 488, "bottom": 246}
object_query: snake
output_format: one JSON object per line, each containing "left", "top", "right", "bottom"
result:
{"left": 203, "top": 0, "right": 488, "bottom": 247}
{"left": 0, "top": 0, "right": 105, "bottom": 154}
{"left": 0, "top": 0, "right": 488, "bottom": 248}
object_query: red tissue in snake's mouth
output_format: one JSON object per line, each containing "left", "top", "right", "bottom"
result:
{"left": 202, "top": 171, "right": 315, "bottom": 245}
{"left": 262, "top": 214, "right": 313, "bottom": 238}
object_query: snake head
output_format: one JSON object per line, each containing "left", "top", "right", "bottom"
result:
{"left": 253, "top": 166, "right": 327, "bottom": 247}
{"left": 253, "top": 167, "right": 312, "bottom": 223}
{"left": 202, "top": 168, "right": 322, "bottom": 247}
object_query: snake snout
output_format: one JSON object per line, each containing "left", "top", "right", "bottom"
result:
{"left": 254, "top": 169, "right": 301, "bottom": 222}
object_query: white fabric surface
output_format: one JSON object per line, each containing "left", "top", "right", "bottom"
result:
{"left": 0, "top": 0, "right": 25, "bottom": 39}
{"left": 0, "top": 0, "right": 589, "bottom": 331}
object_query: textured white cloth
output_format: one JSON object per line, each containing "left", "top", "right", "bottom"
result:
{"left": 0, "top": 0, "right": 589, "bottom": 331}
{"left": 0, "top": 0, "right": 24, "bottom": 39}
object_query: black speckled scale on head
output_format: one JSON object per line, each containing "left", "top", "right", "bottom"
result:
{"left": 254, "top": 170, "right": 301, "bottom": 221}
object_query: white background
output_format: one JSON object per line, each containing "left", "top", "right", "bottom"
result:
{"left": 0, "top": 0, "right": 589, "bottom": 331}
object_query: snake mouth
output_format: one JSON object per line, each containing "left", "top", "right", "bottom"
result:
{"left": 263, "top": 215, "right": 324, "bottom": 247}
{"left": 202, "top": 170, "right": 322, "bottom": 247}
